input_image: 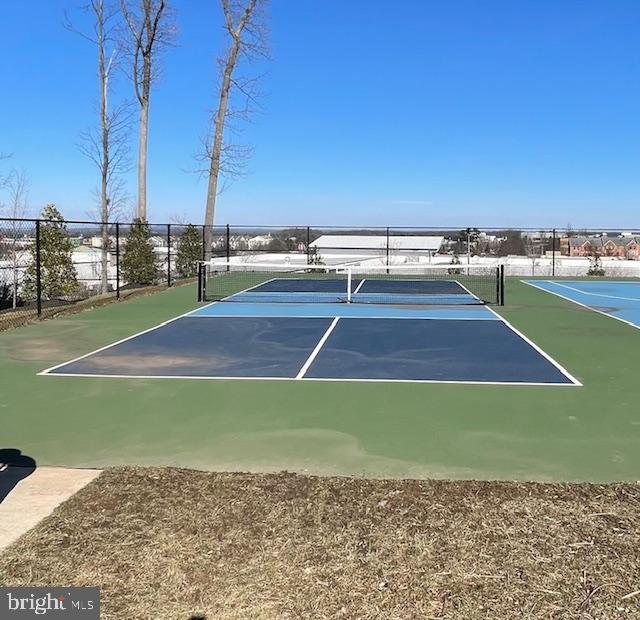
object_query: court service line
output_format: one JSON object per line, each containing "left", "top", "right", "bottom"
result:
{"left": 483, "top": 304, "right": 582, "bottom": 386}
{"left": 190, "top": 313, "right": 498, "bottom": 321}
{"left": 522, "top": 280, "right": 640, "bottom": 331}
{"left": 543, "top": 280, "right": 640, "bottom": 302}
{"left": 295, "top": 317, "right": 341, "bottom": 379}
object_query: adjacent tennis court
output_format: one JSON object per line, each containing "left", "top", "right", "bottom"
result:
{"left": 40, "top": 264, "right": 578, "bottom": 385}
{"left": 523, "top": 280, "right": 640, "bottom": 330}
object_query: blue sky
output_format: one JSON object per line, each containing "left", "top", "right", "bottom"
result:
{"left": 1, "top": 0, "right": 639, "bottom": 227}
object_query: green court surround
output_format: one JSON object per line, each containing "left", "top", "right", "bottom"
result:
{"left": 1, "top": 279, "right": 638, "bottom": 482}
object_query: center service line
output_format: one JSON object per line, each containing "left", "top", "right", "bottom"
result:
{"left": 296, "top": 316, "right": 341, "bottom": 379}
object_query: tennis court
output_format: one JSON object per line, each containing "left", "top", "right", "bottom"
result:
{"left": 523, "top": 280, "right": 640, "bottom": 330}
{"left": 40, "top": 264, "right": 578, "bottom": 385}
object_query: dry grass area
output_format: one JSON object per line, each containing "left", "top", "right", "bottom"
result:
{"left": 0, "top": 468, "right": 639, "bottom": 619}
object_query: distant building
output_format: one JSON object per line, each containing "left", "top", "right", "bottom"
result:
{"left": 248, "top": 234, "right": 273, "bottom": 249}
{"left": 309, "top": 235, "right": 444, "bottom": 261}
{"left": 560, "top": 235, "right": 640, "bottom": 259}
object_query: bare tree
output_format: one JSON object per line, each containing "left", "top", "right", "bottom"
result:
{"left": 120, "top": 0, "right": 176, "bottom": 221}
{"left": 86, "top": 175, "right": 132, "bottom": 222}
{"left": 0, "top": 153, "right": 12, "bottom": 189}
{"left": 2, "top": 170, "right": 30, "bottom": 309}
{"left": 66, "top": 1, "right": 132, "bottom": 294}
{"left": 202, "top": 0, "right": 268, "bottom": 255}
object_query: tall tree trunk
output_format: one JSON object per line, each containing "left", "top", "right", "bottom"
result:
{"left": 203, "top": 43, "right": 240, "bottom": 257}
{"left": 11, "top": 240, "right": 17, "bottom": 310}
{"left": 99, "top": 18, "right": 110, "bottom": 295}
{"left": 100, "top": 177, "right": 109, "bottom": 294}
{"left": 137, "top": 99, "right": 148, "bottom": 221}
{"left": 137, "top": 62, "right": 151, "bottom": 221}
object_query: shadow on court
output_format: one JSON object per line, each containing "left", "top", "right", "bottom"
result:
{"left": 0, "top": 449, "right": 36, "bottom": 504}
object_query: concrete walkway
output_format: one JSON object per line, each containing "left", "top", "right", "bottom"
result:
{"left": 0, "top": 467, "right": 102, "bottom": 551}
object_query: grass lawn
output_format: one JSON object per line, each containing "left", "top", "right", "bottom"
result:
{"left": 0, "top": 278, "right": 639, "bottom": 481}
{"left": 0, "top": 468, "right": 638, "bottom": 619}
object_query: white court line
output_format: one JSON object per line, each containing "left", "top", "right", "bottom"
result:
{"left": 352, "top": 279, "right": 366, "bottom": 295}
{"left": 189, "top": 313, "right": 497, "bottom": 321}
{"left": 452, "top": 279, "right": 484, "bottom": 303}
{"left": 522, "top": 280, "right": 640, "bottom": 331}
{"left": 483, "top": 303, "right": 582, "bottom": 386}
{"left": 295, "top": 317, "right": 340, "bottom": 379}
{"left": 40, "top": 372, "right": 578, "bottom": 387}
{"left": 219, "top": 276, "right": 278, "bottom": 300}
{"left": 543, "top": 280, "right": 640, "bottom": 302}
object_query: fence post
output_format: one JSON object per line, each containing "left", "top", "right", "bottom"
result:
{"left": 197, "top": 263, "right": 203, "bottom": 302}
{"left": 306, "top": 226, "right": 311, "bottom": 263}
{"left": 35, "top": 219, "right": 42, "bottom": 317}
{"left": 552, "top": 228, "right": 556, "bottom": 277}
{"left": 201, "top": 225, "right": 206, "bottom": 262}
{"left": 167, "top": 224, "right": 172, "bottom": 287}
{"left": 500, "top": 265, "right": 505, "bottom": 306}
{"left": 386, "top": 227, "right": 390, "bottom": 272}
{"left": 115, "top": 223, "right": 120, "bottom": 299}
{"left": 226, "top": 224, "right": 230, "bottom": 270}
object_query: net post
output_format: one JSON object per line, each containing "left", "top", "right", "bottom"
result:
{"left": 552, "top": 228, "right": 556, "bottom": 277}
{"left": 347, "top": 268, "right": 352, "bottom": 303}
{"left": 226, "top": 224, "right": 230, "bottom": 270}
{"left": 166, "top": 224, "right": 172, "bottom": 287}
{"left": 35, "top": 219, "right": 42, "bottom": 317}
{"left": 115, "top": 222, "right": 120, "bottom": 300}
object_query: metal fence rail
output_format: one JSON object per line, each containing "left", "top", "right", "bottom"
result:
{"left": 1, "top": 217, "right": 639, "bottom": 330}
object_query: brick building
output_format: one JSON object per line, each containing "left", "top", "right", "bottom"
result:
{"left": 560, "top": 236, "right": 640, "bottom": 259}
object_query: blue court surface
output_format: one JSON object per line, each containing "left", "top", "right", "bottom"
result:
{"left": 524, "top": 280, "right": 640, "bottom": 330}
{"left": 222, "top": 276, "right": 483, "bottom": 305}
{"left": 41, "top": 283, "right": 579, "bottom": 385}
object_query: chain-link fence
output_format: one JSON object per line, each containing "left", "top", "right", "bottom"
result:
{"left": 0, "top": 218, "right": 203, "bottom": 331}
{"left": 1, "top": 218, "right": 639, "bottom": 330}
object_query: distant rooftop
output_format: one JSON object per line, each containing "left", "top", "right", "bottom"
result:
{"left": 310, "top": 235, "right": 444, "bottom": 251}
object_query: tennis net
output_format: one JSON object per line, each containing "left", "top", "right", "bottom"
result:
{"left": 198, "top": 261, "right": 504, "bottom": 305}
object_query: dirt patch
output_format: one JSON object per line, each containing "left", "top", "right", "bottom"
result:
{"left": 8, "top": 337, "right": 75, "bottom": 362}
{"left": 85, "top": 353, "right": 232, "bottom": 371}
{"left": 0, "top": 468, "right": 639, "bottom": 619}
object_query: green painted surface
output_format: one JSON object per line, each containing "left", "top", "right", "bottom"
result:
{"left": 0, "top": 280, "right": 638, "bottom": 482}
